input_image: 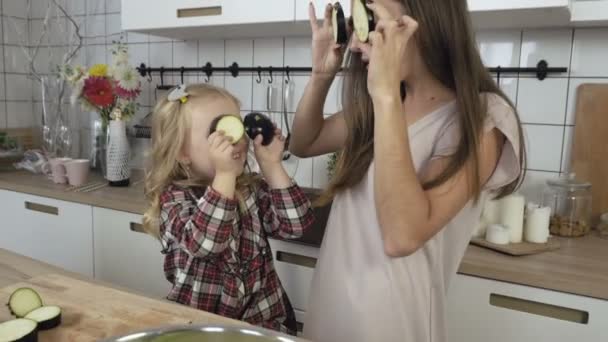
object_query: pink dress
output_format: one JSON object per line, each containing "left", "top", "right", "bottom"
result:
{"left": 304, "top": 94, "right": 521, "bottom": 342}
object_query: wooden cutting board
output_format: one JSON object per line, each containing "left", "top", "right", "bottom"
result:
{"left": 0, "top": 274, "right": 242, "bottom": 341}
{"left": 571, "top": 84, "right": 608, "bottom": 227}
{"left": 470, "top": 237, "right": 560, "bottom": 256}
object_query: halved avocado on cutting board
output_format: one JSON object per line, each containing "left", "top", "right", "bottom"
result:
{"left": 0, "top": 319, "right": 38, "bottom": 342}
{"left": 7, "top": 288, "right": 43, "bottom": 318}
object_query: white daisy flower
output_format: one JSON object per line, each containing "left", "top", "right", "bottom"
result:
{"left": 114, "top": 65, "right": 140, "bottom": 91}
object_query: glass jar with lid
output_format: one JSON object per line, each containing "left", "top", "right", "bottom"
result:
{"left": 542, "top": 173, "right": 592, "bottom": 237}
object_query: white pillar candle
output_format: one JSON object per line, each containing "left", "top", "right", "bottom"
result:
{"left": 499, "top": 194, "right": 525, "bottom": 243}
{"left": 486, "top": 224, "right": 510, "bottom": 245}
{"left": 525, "top": 206, "right": 551, "bottom": 243}
{"left": 473, "top": 199, "right": 502, "bottom": 238}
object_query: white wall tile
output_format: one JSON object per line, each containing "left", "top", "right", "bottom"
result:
{"left": 173, "top": 41, "right": 198, "bottom": 68}
{"left": 523, "top": 124, "right": 563, "bottom": 172}
{"left": 252, "top": 38, "right": 285, "bottom": 111}
{"left": 225, "top": 39, "right": 253, "bottom": 66}
{"left": 5, "top": 74, "right": 31, "bottom": 101}
{"left": 29, "top": 20, "right": 48, "bottom": 46}
{"left": 85, "top": 45, "right": 107, "bottom": 65}
{"left": 107, "top": 0, "right": 121, "bottom": 13}
{"left": 199, "top": 40, "right": 225, "bottom": 85}
{"left": 6, "top": 102, "right": 36, "bottom": 128}
{"left": 105, "top": 13, "right": 123, "bottom": 44}
{"left": 284, "top": 37, "right": 312, "bottom": 67}
{"left": 253, "top": 38, "right": 284, "bottom": 66}
{"left": 66, "top": 0, "right": 85, "bottom": 15}
{"left": 0, "top": 104, "right": 6, "bottom": 128}
{"left": 519, "top": 170, "right": 557, "bottom": 204}
{"left": 85, "top": 15, "right": 106, "bottom": 45}
{"left": 560, "top": 126, "right": 574, "bottom": 173}
{"left": 31, "top": 0, "right": 51, "bottom": 19}
{"left": 3, "top": 0, "right": 28, "bottom": 18}
{"left": 476, "top": 30, "right": 522, "bottom": 68}
{"left": 313, "top": 153, "right": 332, "bottom": 189}
{"left": 517, "top": 78, "right": 568, "bottom": 125}
{"left": 520, "top": 29, "right": 572, "bottom": 76}
{"left": 86, "top": 0, "right": 105, "bottom": 15}
{"left": 325, "top": 76, "right": 343, "bottom": 114}
{"left": 225, "top": 76, "right": 253, "bottom": 111}
{"left": 0, "top": 76, "right": 5, "bottom": 100}
{"left": 284, "top": 155, "right": 313, "bottom": 188}
{"left": 4, "top": 17, "right": 28, "bottom": 45}
{"left": 499, "top": 77, "right": 518, "bottom": 104}
{"left": 571, "top": 28, "right": 608, "bottom": 77}
{"left": 288, "top": 75, "right": 309, "bottom": 112}
{"left": 565, "top": 78, "right": 608, "bottom": 126}
{"left": 149, "top": 42, "right": 172, "bottom": 68}
{"left": 4, "top": 46, "right": 28, "bottom": 73}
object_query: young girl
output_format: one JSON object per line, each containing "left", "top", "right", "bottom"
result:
{"left": 143, "top": 83, "right": 314, "bottom": 335}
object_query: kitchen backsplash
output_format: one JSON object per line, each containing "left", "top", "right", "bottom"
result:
{"left": 0, "top": 0, "right": 607, "bottom": 195}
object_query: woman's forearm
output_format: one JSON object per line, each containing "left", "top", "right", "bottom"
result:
{"left": 290, "top": 74, "right": 334, "bottom": 156}
{"left": 373, "top": 97, "right": 431, "bottom": 256}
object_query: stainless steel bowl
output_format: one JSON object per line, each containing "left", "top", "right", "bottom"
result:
{"left": 98, "top": 325, "right": 305, "bottom": 342}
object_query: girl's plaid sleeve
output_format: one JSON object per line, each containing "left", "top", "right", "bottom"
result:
{"left": 160, "top": 186, "right": 237, "bottom": 258}
{"left": 257, "top": 181, "right": 315, "bottom": 239}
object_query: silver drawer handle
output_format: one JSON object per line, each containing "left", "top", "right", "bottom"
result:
{"left": 24, "top": 201, "right": 58, "bottom": 215}
{"left": 276, "top": 251, "right": 317, "bottom": 269}
{"left": 130, "top": 222, "right": 145, "bottom": 234}
{"left": 177, "top": 6, "right": 222, "bottom": 18}
{"left": 490, "top": 293, "right": 589, "bottom": 324}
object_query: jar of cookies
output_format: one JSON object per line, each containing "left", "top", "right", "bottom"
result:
{"left": 542, "top": 174, "right": 592, "bottom": 237}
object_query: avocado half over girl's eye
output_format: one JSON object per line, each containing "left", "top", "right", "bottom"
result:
{"left": 209, "top": 115, "right": 245, "bottom": 144}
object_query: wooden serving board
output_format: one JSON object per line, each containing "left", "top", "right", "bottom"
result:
{"left": 0, "top": 274, "right": 242, "bottom": 342}
{"left": 470, "top": 237, "right": 560, "bottom": 256}
{"left": 571, "top": 84, "right": 608, "bottom": 227}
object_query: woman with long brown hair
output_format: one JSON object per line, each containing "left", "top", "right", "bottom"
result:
{"left": 290, "top": 0, "right": 525, "bottom": 341}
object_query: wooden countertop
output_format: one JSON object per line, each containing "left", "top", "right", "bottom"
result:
{"left": 1, "top": 170, "right": 608, "bottom": 302}
{"left": 0, "top": 249, "right": 308, "bottom": 341}
{"left": 0, "top": 170, "right": 147, "bottom": 214}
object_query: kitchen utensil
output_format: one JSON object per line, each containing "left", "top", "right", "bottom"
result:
{"left": 570, "top": 83, "right": 608, "bottom": 228}
{"left": 542, "top": 173, "right": 592, "bottom": 237}
{"left": 282, "top": 76, "right": 295, "bottom": 160}
{"left": 100, "top": 325, "right": 302, "bottom": 342}
{"left": 470, "top": 237, "right": 560, "bottom": 256}
{"left": 0, "top": 274, "right": 240, "bottom": 341}
{"left": 64, "top": 159, "right": 90, "bottom": 187}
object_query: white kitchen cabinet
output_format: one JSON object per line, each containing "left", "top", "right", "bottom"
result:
{"left": 571, "top": 0, "right": 608, "bottom": 26}
{"left": 296, "top": 0, "right": 351, "bottom": 22}
{"left": 447, "top": 274, "right": 608, "bottom": 342}
{"left": 122, "top": 0, "right": 297, "bottom": 40}
{"left": 268, "top": 238, "right": 319, "bottom": 332}
{"left": 93, "top": 207, "right": 171, "bottom": 298}
{"left": 0, "top": 190, "right": 94, "bottom": 277}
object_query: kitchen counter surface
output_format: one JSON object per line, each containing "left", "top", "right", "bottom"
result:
{"left": 0, "top": 248, "right": 308, "bottom": 341}
{"left": 1, "top": 170, "right": 607, "bottom": 302}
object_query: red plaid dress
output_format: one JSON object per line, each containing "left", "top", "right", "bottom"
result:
{"left": 159, "top": 180, "right": 314, "bottom": 335}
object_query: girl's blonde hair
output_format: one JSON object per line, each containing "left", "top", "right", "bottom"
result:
{"left": 143, "top": 83, "right": 259, "bottom": 238}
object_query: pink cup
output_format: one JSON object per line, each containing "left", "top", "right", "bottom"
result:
{"left": 49, "top": 158, "right": 72, "bottom": 184}
{"left": 64, "top": 159, "right": 90, "bottom": 187}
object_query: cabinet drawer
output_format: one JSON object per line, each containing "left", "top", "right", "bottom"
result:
{"left": 0, "top": 190, "right": 94, "bottom": 276}
{"left": 447, "top": 274, "right": 607, "bottom": 342}
{"left": 122, "top": 0, "right": 295, "bottom": 32}
{"left": 268, "top": 239, "right": 319, "bottom": 312}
